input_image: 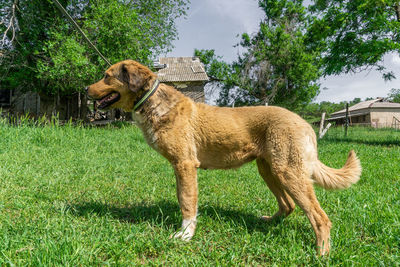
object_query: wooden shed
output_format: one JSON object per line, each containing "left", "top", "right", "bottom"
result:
{"left": 154, "top": 57, "right": 209, "bottom": 102}
{"left": 328, "top": 98, "right": 400, "bottom": 128}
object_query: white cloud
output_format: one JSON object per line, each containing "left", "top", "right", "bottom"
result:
{"left": 392, "top": 54, "right": 400, "bottom": 66}
{"left": 168, "top": 0, "right": 263, "bottom": 62}
{"left": 204, "top": 0, "right": 263, "bottom": 33}
{"left": 317, "top": 72, "right": 395, "bottom": 102}
{"left": 315, "top": 53, "right": 400, "bottom": 102}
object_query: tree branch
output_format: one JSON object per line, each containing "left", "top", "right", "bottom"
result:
{"left": 395, "top": 4, "right": 400, "bottom": 22}
{"left": 1, "top": 0, "right": 18, "bottom": 46}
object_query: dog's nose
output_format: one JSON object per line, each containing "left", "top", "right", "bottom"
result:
{"left": 84, "top": 86, "right": 89, "bottom": 94}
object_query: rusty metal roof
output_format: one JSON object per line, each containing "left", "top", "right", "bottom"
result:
{"left": 155, "top": 57, "right": 209, "bottom": 83}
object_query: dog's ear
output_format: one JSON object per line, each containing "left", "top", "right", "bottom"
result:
{"left": 120, "top": 63, "right": 146, "bottom": 92}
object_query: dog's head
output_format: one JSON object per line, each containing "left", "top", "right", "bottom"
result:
{"left": 86, "top": 60, "right": 157, "bottom": 111}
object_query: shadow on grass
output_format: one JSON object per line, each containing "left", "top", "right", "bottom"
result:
{"left": 68, "top": 200, "right": 181, "bottom": 225}
{"left": 68, "top": 200, "right": 311, "bottom": 237}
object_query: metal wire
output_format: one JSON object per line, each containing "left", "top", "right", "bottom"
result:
{"left": 52, "top": 0, "right": 112, "bottom": 67}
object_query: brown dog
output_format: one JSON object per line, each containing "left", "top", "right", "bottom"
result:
{"left": 86, "top": 60, "right": 361, "bottom": 255}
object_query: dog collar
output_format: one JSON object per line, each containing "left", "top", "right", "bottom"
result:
{"left": 133, "top": 79, "right": 160, "bottom": 111}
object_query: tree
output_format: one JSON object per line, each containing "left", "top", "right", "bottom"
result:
{"left": 0, "top": 0, "right": 188, "bottom": 119}
{"left": 308, "top": 0, "right": 400, "bottom": 80}
{"left": 194, "top": 49, "right": 231, "bottom": 82}
{"left": 196, "top": 0, "right": 400, "bottom": 109}
{"left": 194, "top": 49, "right": 242, "bottom": 105}
{"left": 236, "top": 0, "right": 322, "bottom": 109}
{"left": 197, "top": 0, "right": 322, "bottom": 109}
{"left": 1, "top": 0, "right": 68, "bottom": 92}
{"left": 387, "top": 88, "right": 400, "bottom": 103}
{"left": 0, "top": 0, "right": 189, "bottom": 96}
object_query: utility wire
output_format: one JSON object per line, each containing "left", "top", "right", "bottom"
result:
{"left": 52, "top": 0, "right": 112, "bottom": 67}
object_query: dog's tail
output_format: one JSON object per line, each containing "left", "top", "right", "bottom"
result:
{"left": 311, "top": 150, "right": 361, "bottom": 190}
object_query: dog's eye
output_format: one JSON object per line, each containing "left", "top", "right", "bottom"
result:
{"left": 104, "top": 74, "right": 109, "bottom": 79}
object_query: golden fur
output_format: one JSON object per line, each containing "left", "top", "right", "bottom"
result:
{"left": 86, "top": 60, "right": 362, "bottom": 255}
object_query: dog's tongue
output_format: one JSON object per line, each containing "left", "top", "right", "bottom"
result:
{"left": 99, "top": 93, "right": 118, "bottom": 105}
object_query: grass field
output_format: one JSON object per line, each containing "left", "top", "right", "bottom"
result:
{"left": 0, "top": 120, "right": 399, "bottom": 265}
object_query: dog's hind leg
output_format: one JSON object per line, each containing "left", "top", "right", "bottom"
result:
{"left": 171, "top": 160, "right": 198, "bottom": 241}
{"left": 275, "top": 169, "right": 332, "bottom": 256}
{"left": 256, "top": 158, "right": 295, "bottom": 221}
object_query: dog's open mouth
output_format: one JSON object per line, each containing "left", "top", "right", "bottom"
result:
{"left": 97, "top": 92, "right": 120, "bottom": 109}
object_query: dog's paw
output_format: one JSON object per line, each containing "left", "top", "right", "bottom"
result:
{"left": 260, "top": 211, "right": 286, "bottom": 222}
{"left": 260, "top": 215, "right": 274, "bottom": 222}
{"left": 171, "top": 229, "right": 193, "bottom": 241}
{"left": 170, "top": 218, "right": 197, "bottom": 241}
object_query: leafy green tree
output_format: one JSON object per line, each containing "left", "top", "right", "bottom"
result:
{"left": 308, "top": 0, "right": 400, "bottom": 80}
{"left": 194, "top": 49, "right": 243, "bottom": 105}
{"left": 36, "top": 0, "right": 155, "bottom": 95}
{"left": 0, "top": 0, "right": 189, "bottom": 96}
{"left": 1, "top": 0, "right": 69, "bottom": 91}
{"left": 197, "top": 0, "right": 322, "bottom": 109}
{"left": 387, "top": 88, "right": 400, "bottom": 103}
{"left": 236, "top": 0, "right": 322, "bottom": 109}
{"left": 194, "top": 49, "right": 231, "bottom": 82}
{"left": 196, "top": 0, "right": 400, "bottom": 109}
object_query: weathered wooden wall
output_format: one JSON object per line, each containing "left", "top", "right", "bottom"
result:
{"left": 165, "top": 81, "right": 205, "bottom": 103}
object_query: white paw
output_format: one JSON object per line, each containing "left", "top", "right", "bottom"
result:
{"left": 171, "top": 218, "right": 197, "bottom": 241}
{"left": 172, "top": 229, "right": 193, "bottom": 241}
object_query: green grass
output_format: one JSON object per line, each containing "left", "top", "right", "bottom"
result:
{"left": 0, "top": 121, "right": 399, "bottom": 265}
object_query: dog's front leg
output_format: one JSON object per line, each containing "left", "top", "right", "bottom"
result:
{"left": 172, "top": 160, "right": 198, "bottom": 241}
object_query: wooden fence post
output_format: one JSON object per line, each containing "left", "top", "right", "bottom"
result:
{"left": 319, "top": 112, "right": 326, "bottom": 137}
{"left": 319, "top": 112, "right": 332, "bottom": 139}
{"left": 319, "top": 123, "right": 332, "bottom": 139}
{"left": 345, "top": 103, "right": 349, "bottom": 137}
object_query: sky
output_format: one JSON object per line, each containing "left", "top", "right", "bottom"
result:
{"left": 166, "top": 0, "right": 400, "bottom": 103}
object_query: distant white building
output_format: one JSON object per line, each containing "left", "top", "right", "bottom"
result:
{"left": 328, "top": 98, "right": 400, "bottom": 128}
